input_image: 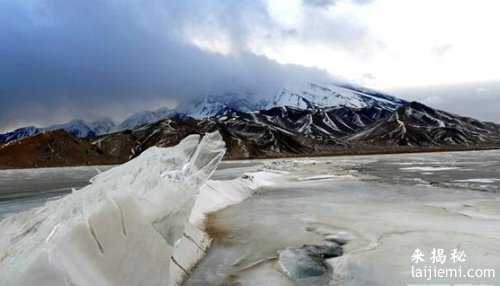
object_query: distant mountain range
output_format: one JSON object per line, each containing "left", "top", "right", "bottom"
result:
{"left": 0, "top": 118, "right": 116, "bottom": 144}
{"left": 1, "top": 82, "right": 500, "bottom": 168}
{"left": 0, "top": 82, "right": 406, "bottom": 144}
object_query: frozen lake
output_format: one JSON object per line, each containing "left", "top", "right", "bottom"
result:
{"left": 0, "top": 161, "right": 259, "bottom": 219}
{"left": 187, "top": 150, "right": 500, "bottom": 285}
{"left": 0, "top": 166, "right": 112, "bottom": 219}
{"left": 1, "top": 150, "right": 500, "bottom": 285}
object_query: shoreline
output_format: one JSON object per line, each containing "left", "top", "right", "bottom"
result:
{"left": 240, "top": 144, "right": 500, "bottom": 160}
{"left": 0, "top": 188, "right": 71, "bottom": 201}
{"left": 2, "top": 147, "right": 499, "bottom": 201}
{"left": 1, "top": 145, "right": 500, "bottom": 171}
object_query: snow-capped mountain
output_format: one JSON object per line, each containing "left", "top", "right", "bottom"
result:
{"left": 348, "top": 101, "right": 500, "bottom": 146}
{"left": 115, "top": 107, "right": 179, "bottom": 131}
{"left": 0, "top": 81, "right": 410, "bottom": 144}
{"left": 177, "top": 82, "right": 406, "bottom": 120}
{"left": 269, "top": 82, "right": 406, "bottom": 110}
{"left": 0, "top": 126, "right": 40, "bottom": 144}
{"left": 1, "top": 81, "right": 483, "bottom": 148}
{"left": 90, "top": 118, "right": 116, "bottom": 135}
{"left": 88, "top": 101, "right": 500, "bottom": 162}
{"left": 115, "top": 92, "right": 266, "bottom": 131}
{"left": 113, "top": 92, "right": 266, "bottom": 132}
{"left": 179, "top": 92, "right": 268, "bottom": 119}
{"left": 48, "top": 120, "right": 97, "bottom": 138}
{"left": 177, "top": 82, "right": 405, "bottom": 119}
{"left": 46, "top": 119, "right": 116, "bottom": 137}
{"left": 0, "top": 119, "right": 116, "bottom": 144}
{"left": 3, "top": 78, "right": 500, "bottom": 169}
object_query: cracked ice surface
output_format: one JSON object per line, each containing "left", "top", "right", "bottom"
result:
{"left": 0, "top": 132, "right": 225, "bottom": 286}
{"left": 187, "top": 151, "right": 500, "bottom": 285}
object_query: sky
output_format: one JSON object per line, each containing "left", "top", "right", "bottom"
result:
{"left": 1, "top": 0, "right": 500, "bottom": 131}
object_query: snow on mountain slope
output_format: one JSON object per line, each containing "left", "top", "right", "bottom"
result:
{"left": 179, "top": 82, "right": 405, "bottom": 119}
{"left": 90, "top": 118, "right": 116, "bottom": 135}
{"left": 269, "top": 82, "right": 406, "bottom": 110}
{"left": 47, "top": 119, "right": 97, "bottom": 138}
{"left": 0, "top": 126, "right": 40, "bottom": 144}
{"left": 0, "top": 119, "right": 116, "bottom": 144}
{"left": 0, "top": 81, "right": 407, "bottom": 143}
{"left": 3, "top": 101, "right": 500, "bottom": 167}
{"left": 0, "top": 108, "right": 178, "bottom": 144}
{"left": 181, "top": 92, "right": 268, "bottom": 119}
{"left": 116, "top": 107, "right": 179, "bottom": 131}
{"left": 348, "top": 101, "right": 500, "bottom": 146}
{"left": 114, "top": 92, "right": 267, "bottom": 132}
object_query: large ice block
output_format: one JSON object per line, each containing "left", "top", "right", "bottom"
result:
{"left": 0, "top": 132, "right": 226, "bottom": 286}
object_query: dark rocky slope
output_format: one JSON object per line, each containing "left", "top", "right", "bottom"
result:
{"left": 0, "top": 130, "right": 120, "bottom": 169}
{"left": 1, "top": 102, "right": 500, "bottom": 169}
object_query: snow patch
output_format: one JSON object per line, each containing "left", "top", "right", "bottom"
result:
{"left": 298, "top": 174, "right": 355, "bottom": 181}
{"left": 454, "top": 178, "right": 500, "bottom": 184}
{"left": 400, "top": 166, "right": 460, "bottom": 172}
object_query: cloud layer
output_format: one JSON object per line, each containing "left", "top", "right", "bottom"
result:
{"left": 394, "top": 82, "right": 500, "bottom": 123}
{"left": 3, "top": 0, "right": 363, "bottom": 130}
{"left": 2, "top": 0, "right": 499, "bottom": 131}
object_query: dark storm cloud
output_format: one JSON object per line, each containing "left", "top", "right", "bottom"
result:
{"left": 0, "top": 0, "right": 374, "bottom": 131}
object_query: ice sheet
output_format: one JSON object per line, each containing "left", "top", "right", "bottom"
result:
{"left": 186, "top": 152, "right": 500, "bottom": 285}
{"left": 0, "top": 132, "right": 226, "bottom": 286}
{"left": 400, "top": 166, "right": 460, "bottom": 171}
{"left": 169, "top": 171, "right": 284, "bottom": 285}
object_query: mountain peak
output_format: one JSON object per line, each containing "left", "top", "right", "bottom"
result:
{"left": 116, "top": 107, "right": 179, "bottom": 131}
{"left": 269, "top": 82, "right": 405, "bottom": 110}
{"left": 180, "top": 92, "right": 267, "bottom": 119}
{"left": 0, "top": 81, "right": 407, "bottom": 143}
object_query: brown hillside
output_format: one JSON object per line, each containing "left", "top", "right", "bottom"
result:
{"left": 0, "top": 130, "right": 120, "bottom": 169}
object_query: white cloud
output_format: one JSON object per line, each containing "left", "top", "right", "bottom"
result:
{"left": 393, "top": 81, "right": 500, "bottom": 123}
{"left": 2, "top": 0, "right": 500, "bottom": 129}
{"left": 266, "top": 0, "right": 303, "bottom": 28}
{"left": 113, "top": 0, "right": 500, "bottom": 91}
{"left": 246, "top": 0, "right": 500, "bottom": 90}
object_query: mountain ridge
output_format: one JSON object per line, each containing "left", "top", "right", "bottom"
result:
{"left": 2, "top": 82, "right": 500, "bottom": 168}
{"left": 2, "top": 99, "right": 499, "bottom": 169}
{"left": 0, "top": 119, "right": 117, "bottom": 144}
{"left": 0, "top": 82, "right": 404, "bottom": 143}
